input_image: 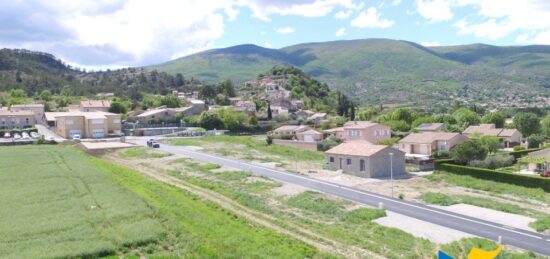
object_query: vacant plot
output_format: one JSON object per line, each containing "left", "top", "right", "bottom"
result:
{"left": 0, "top": 145, "right": 327, "bottom": 258}
{"left": 0, "top": 145, "right": 164, "bottom": 258}
{"left": 119, "top": 147, "right": 172, "bottom": 159}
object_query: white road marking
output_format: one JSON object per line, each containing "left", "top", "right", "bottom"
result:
{"left": 154, "top": 143, "right": 547, "bottom": 241}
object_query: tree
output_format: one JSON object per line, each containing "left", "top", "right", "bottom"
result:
{"left": 412, "top": 116, "right": 434, "bottom": 129}
{"left": 357, "top": 107, "right": 379, "bottom": 121}
{"left": 199, "top": 110, "right": 224, "bottom": 130}
{"left": 175, "top": 73, "right": 184, "bottom": 86}
{"left": 39, "top": 90, "right": 52, "bottom": 102}
{"left": 528, "top": 134, "right": 544, "bottom": 149}
{"left": 10, "top": 89, "right": 26, "bottom": 98}
{"left": 217, "top": 80, "right": 236, "bottom": 97}
{"left": 481, "top": 112, "right": 505, "bottom": 128}
{"left": 390, "top": 108, "right": 413, "bottom": 124}
{"left": 451, "top": 139, "right": 488, "bottom": 165}
{"left": 109, "top": 101, "right": 127, "bottom": 114}
{"left": 267, "top": 102, "right": 272, "bottom": 120}
{"left": 249, "top": 115, "right": 258, "bottom": 125}
{"left": 381, "top": 120, "right": 410, "bottom": 132}
{"left": 349, "top": 102, "right": 356, "bottom": 121}
{"left": 160, "top": 95, "right": 181, "bottom": 108}
{"left": 452, "top": 108, "right": 480, "bottom": 129}
{"left": 541, "top": 115, "right": 550, "bottom": 138}
{"left": 218, "top": 108, "right": 248, "bottom": 131}
{"left": 513, "top": 112, "right": 540, "bottom": 137}
{"left": 479, "top": 136, "right": 501, "bottom": 154}
{"left": 215, "top": 94, "right": 230, "bottom": 105}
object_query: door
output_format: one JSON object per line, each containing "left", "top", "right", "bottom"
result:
{"left": 419, "top": 144, "right": 429, "bottom": 155}
{"left": 360, "top": 159, "right": 365, "bottom": 172}
{"left": 69, "top": 130, "right": 81, "bottom": 138}
{"left": 91, "top": 129, "right": 105, "bottom": 138}
{"left": 339, "top": 158, "right": 343, "bottom": 169}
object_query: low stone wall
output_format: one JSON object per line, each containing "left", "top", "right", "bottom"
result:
{"left": 272, "top": 139, "right": 318, "bottom": 151}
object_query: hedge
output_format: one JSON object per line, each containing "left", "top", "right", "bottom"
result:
{"left": 433, "top": 159, "right": 455, "bottom": 166}
{"left": 508, "top": 147, "right": 543, "bottom": 159}
{"left": 436, "top": 163, "right": 550, "bottom": 192}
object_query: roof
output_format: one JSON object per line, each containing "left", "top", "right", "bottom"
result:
{"left": 273, "top": 125, "right": 310, "bottom": 132}
{"left": 324, "top": 127, "right": 344, "bottom": 133}
{"left": 399, "top": 132, "right": 463, "bottom": 144}
{"left": 189, "top": 99, "right": 205, "bottom": 105}
{"left": 416, "top": 123, "right": 444, "bottom": 131}
{"left": 10, "top": 103, "right": 44, "bottom": 108}
{"left": 463, "top": 123, "right": 521, "bottom": 138}
{"left": 343, "top": 121, "right": 380, "bottom": 129}
{"left": 296, "top": 129, "right": 323, "bottom": 135}
{"left": 80, "top": 100, "right": 111, "bottom": 108}
{"left": 0, "top": 110, "right": 34, "bottom": 116}
{"left": 45, "top": 111, "right": 118, "bottom": 121}
{"left": 325, "top": 141, "right": 388, "bottom": 157}
{"left": 136, "top": 108, "right": 172, "bottom": 117}
{"left": 308, "top": 113, "right": 327, "bottom": 119}
{"left": 498, "top": 128, "right": 519, "bottom": 137}
{"left": 527, "top": 148, "right": 550, "bottom": 158}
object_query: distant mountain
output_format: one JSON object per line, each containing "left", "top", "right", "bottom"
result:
{"left": 151, "top": 39, "right": 550, "bottom": 105}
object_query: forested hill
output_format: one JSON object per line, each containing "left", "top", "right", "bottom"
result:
{"left": 151, "top": 39, "right": 550, "bottom": 106}
{"left": 0, "top": 48, "right": 202, "bottom": 97}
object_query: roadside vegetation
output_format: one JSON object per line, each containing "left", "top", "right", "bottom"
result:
{"left": 119, "top": 147, "right": 172, "bottom": 159}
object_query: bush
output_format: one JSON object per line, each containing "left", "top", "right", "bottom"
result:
{"left": 513, "top": 146, "right": 525, "bottom": 151}
{"left": 451, "top": 139, "right": 488, "bottom": 164}
{"left": 432, "top": 150, "right": 450, "bottom": 159}
{"left": 266, "top": 136, "right": 273, "bottom": 145}
{"left": 528, "top": 134, "right": 545, "bottom": 149}
{"left": 435, "top": 163, "right": 550, "bottom": 192}
{"left": 468, "top": 154, "right": 515, "bottom": 169}
{"left": 317, "top": 136, "right": 342, "bottom": 151}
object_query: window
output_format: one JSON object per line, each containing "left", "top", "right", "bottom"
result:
{"left": 360, "top": 159, "right": 365, "bottom": 171}
{"left": 25, "top": 118, "right": 29, "bottom": 124}
{"left": 346, "top": 158, "right": 352, "bottom": 165}
{"left": 113, "top": 119, "right": 121, "bottom": 124}
{"left": 329, "top": 157, "right": 334, "bottom": 162}
{"left": 384, "top": 130, "right": 389, "bottom": 136}
{"left": 91, "top": 119, "right": 104, "bottom": 125}
{"left": 401, "top": 144, "right": 405, "bottom": 149}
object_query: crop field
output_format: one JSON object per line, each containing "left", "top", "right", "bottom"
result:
{"left": 0, "top": 145, "right": 164, "bottom": 258}
{"left": 0, "top": 145, "right": 326, "bottom": 258}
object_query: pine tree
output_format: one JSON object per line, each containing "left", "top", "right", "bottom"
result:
{"left": 267, "top": 102, "right": 272, "bottom": 120}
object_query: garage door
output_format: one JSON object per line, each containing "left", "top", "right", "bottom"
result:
{"left": 419, "top": 144, "right": 429, "bottom": 155}
{"left": 304, "top": 135, "right": 314, "bottom": 142}
{"left": 91, "top": 129, "right": 105, "bottom": 138}
{"left": 69, "top": 130, "right": 82, "bottom": 138}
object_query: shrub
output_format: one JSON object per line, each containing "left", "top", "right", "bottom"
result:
{"left": 468, "top": 154, "right": 515, "bottom": 169}
{"left": 451, "top": 139, "right": 488, "bottom": 164}
{"left": 317, "top": 136, "right": 342, "bottom": 151}
{"left": 528, "top": 134, "right": 545, "bottom": 149}
{"left": 432, "top": 150, "right": 450, "bottom": 159}
{"left": 513, "top": 146, "right": 525, "bottom": 151}
{"left": 509, "top": 147, "right": 542, "bottom": 159}
{"left": 341, "top": 208, "right": 386, "bottom": 223}
{"left": 266, "top": 136, "right": 273, "bottom": 145}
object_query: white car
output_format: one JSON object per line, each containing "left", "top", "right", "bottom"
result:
{"left": 22, "top": 132, "right": 30, "bottom": 139}
{"left": 13, "top": 133, "right": 21, "bottom": 140}
{"left": 72, "top": 134, "right": 81, "bottom": 141}
{"left": 30, "top": 132, "right": 39, "bottom": 139}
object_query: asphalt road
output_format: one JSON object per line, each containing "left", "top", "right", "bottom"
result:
{"left": 131, "top": 138, "right": 550, "bottom": 256}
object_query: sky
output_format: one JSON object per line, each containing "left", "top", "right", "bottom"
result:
{"left": 1, "top": 0, "right": 550, "bottom": 70}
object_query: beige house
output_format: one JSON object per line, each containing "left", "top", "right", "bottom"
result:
{"left": 272, "top": 125, "right": 311, "bottom": 135}
{"left": 341, "top": 121, "right": 391, "bottom": 143}
{"left": 463, "top": 124, "right": 522, "bottom": 148}
{"left": 398, "top": 132, "right": 467, "bottom": 156}
{"left": 10, "top": 104, "right": 45, "bottom": 123}
{"left": 296, "top": 129, "right": 323, "bottom": 142}
{"left": 325, "top": 141, "right": 406, "bottom": 178}
{"left": 46, "top": 111, "right": 121, "bottom": 139}
{"left": 234, "top": 100, "right": 256, "bottom": 116}
{"left": 307, "top": 112, "right": 328, "bottom": 124}
{"left": 416, "top": 123, "right": 444, "bottom": 132}
{"left": 0, "top": 110, "right": 36, "bottom": 129}
{"left": 80, "top": 100, "right": 111, "bottom": 112}
{"left": 524, "top": 149, "right": 550, "bottom": 173}
{"left": 135, "top": 108, "right": 178, "bottom": 124}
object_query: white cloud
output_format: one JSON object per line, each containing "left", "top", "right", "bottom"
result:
{"left": 264, "top": 41, "right": 272, "bottom": 48}
{"left": 515, "top": 33, "right": 529, "bottom": 43}
{"left": 276, "top": 26, "right": 295, "bottom": 34}
{"left": 391, "top": 0, "right": 402, "bottom": 6}
{"left": 335, "top": 27, "right": 346, "bottom": 36}
{"left": 242, "top": 0, "right": 361, "bottom": 21}
{"left": 421, "top": 41, "right": 441, "bottom": 46}
{"left": 416, "top": 0, "right": 453, "bottom": 23}
{"left": 225, "top": 6, "right": 239, "bottom": 21}
{"left": 350, "top": 7, "right": 394, "bottom": 28}
{"left": 533, "top": 29, "right": 550, "bottom": 44}
{"left": 454, "top": 18, "right": 514, "bottom": 40}
{"left": 334, "top": 10, "right": 351, "bottom": 19}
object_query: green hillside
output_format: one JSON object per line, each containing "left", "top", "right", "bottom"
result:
{"left": 151, "top": 39, "right": 550, "bottom": 105}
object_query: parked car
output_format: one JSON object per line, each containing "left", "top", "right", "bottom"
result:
{"left": 48, "top": 136, "right": 55, "bottom": 141}
{"left": 3, "top": 132, "right": 10, "bottom": 138}
{"left": 30, "top": 132, "right": 39, "bottom": 139}
{"left": 151, "top": 142, "right": 160, "bottom": 148}
{"left": 22, "top": 132, "right": 30, "bottom": 139}
{"left": 72, "top": 134, "right": 81, "bottom": 141}
{"left": 147, "top": 139, "right": 155, "bottom": 147}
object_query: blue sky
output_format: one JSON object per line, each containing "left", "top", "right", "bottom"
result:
{"left": 1, "top": 0, "right": 549, "bottom": 69}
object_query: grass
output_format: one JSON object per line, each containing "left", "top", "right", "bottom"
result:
{"left": 0, "top": 145, "right": 164, "bottom": 258}
{"left": 420, "top": 192, "right": 550, "bottom": 232}
{"left": 120, "top": 147, "right": 172, "bottom": 159}
{"left": 426, "top": 172, "right": 550, "bottom": 203}
{"left": 169, "top": 135, "right": 325, "bottom": 161}
{"left": 287, "top": 191, "right": 348, "bottom": 215}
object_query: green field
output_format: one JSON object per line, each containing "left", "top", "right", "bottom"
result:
{"left": 0, "top": 145, "right": 326, "bottom": 258}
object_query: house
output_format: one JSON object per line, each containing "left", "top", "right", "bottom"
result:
{"left": 272, "top": 125, "right": 311, "bottom": 136}
{"left": 270, "top": 106, "right": 289, "bottom": 116}
{"left": 341, "top": 121, "right": 391, "bottom": 143}
{"left": 10, "top": 103, "right": 45, "bottom": 123}
{"left": 80, "top": 100, "right": 111, "bottom": 112}
{"left": 463, "top": 123, "right": 522, "bottom": 147}
{"left": 135, "top": 108, "right": 178, "bottom": 124}
{"left": 523, "top": 148, "right": 550, "bottom": 174}
{"left": 325, "top": 141, "right": 406, "bottom": 178}
{"left": 398, "top": 132, "right": 467, "bottom": 156}
{"left": 45, "top": 111, "right": 121, "bottom": 139}
{"left": 0, "top": 110, "right": 36, "bottom": 129}
{"left": 323, "top": 127, "right": 345, "bottom": 139}
{"left": 416, "top": 123, "right": 444, "bottom": 132}
{"left": 296, "top": 129, "right": 323, "bottom": 142}
{"left": 307, "top": 112, "right": 328, "bottom": 124}
{"left": 228, "top": 97, "right": 242, "bottom": 105}
{"left": 234, "top": 100, "right": 256, "bottom": 116}
{"left": 178, "top": 99, "right": 207, "bottom": 115}
{"left": 295, "top": 110, "right": 315, "bottom": 119}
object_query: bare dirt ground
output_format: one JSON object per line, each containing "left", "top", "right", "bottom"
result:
{"left": 102, "top": 150, "right": 385, "bottom": 259}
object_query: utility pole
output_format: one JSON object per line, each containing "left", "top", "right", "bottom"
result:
{"left": 389, "top": 152, "right": 394, "bottom": 198}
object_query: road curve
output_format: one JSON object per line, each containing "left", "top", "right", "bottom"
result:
{"left": 131, "top": 139, "right": 550, "bottom": 256}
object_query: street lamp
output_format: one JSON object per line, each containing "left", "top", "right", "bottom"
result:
{"left": 293, "top": 137, "right": 298, "bottom": 173}
{"left": 389, "top": 152, "right": 394, "bottom": 198}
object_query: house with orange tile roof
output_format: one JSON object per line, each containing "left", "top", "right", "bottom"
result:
{"left": 325, "top": 141, "right": 406, "bottom": 178}
{"left": 80, "top": 100, "right": 111, "bottom": 112}
{"left": 398, "top": 132, "right": 467, "bottom": 156}
{"left": 462, "top": 123, "right": 522, "bottom": 148}
{"left": 325, "top": 121, "right": 391, "bottom": 143}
